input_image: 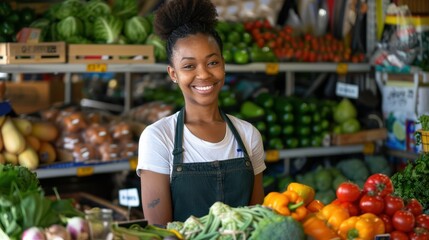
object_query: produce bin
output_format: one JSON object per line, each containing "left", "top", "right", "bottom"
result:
{"left": 50, "top": 192, "right": 144, "bottom": 222}
{"left": 67, "top": 44, "right": 155, "bottom": 64}
{"left": 331, "top": 128, "right": 388, "bottom": 145}
{"left": 0, "top": 42, "right": 66, "bottom": 64}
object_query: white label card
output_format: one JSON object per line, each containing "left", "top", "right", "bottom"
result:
{"left": 336, "top": 82, "right": 359, "bottom": 99}
{"left": 119, "top": 188, "right": 140, "bottom": 207}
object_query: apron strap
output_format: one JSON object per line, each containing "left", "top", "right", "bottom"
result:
{"left": 172, "top": 108, "right": 185, "bottom": 165}
{"left": 221, "top": 111, "right": 250, "bottom": 159}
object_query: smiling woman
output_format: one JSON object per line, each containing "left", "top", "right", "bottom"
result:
{"left": 136, "top": 0, "right": 267, "bottom": 226}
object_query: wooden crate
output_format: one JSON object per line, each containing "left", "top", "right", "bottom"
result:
{"left": 67, "top": 44, "right": 155, "bottom": 64}
{"left": 0, "top": 42, "right": 66, "bottom": 64}
{"left": 332, "top": 128, "right": 388, "bottom": 146}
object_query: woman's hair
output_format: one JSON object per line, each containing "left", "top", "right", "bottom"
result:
{"left": 154, "top": 0, "right": 223, "bottom": 65}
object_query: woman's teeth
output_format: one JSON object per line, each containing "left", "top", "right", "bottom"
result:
{"left": 194, "top": 85, "right": 213, "bottom": 91}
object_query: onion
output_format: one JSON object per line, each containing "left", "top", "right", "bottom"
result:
{"left": 66, "top": 217, "right": 90, "bottom": 240}
{"left": 45, "top": 224, "right": 71, "bottom": 240}
{"left": 21, "top": 227, "right": 46, "bottom": 240}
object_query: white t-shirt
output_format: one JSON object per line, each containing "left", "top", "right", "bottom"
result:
{"left": 137, "top": 111, "right": 266, "bottom": 178}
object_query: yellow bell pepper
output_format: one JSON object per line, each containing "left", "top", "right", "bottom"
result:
{"left": 316, "top": 203, "right": 350, "bottom": 231}
{"left": 338, "top": 213, "right": 385, "bottom": 240}
{"left": 286, "top": 182, "right": 315, "bottom": 205}
{"left": 263, "top": 190, "right": 308, "bottom": 221}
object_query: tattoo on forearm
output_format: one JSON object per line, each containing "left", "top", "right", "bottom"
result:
{"left": 148, "top": 198, "right": 160, "bottom": 208}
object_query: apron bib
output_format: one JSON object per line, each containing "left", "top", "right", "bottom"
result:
{"left": 170, "top": 108, "right": 254, "bottom": 221}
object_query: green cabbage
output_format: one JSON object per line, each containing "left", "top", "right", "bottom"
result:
{"left": 124, "top": 16, "right": 151, "bottom": 43}
{"left": 145, "top": 33, "right": 167, "bottom": 62}
{"left": 57, "top": 16, "right": 83, "bottom": 40}
{"left": 54, "top": 0, "right": 83, "bottom": 20}
{"left": 112, "top": 0, "right": 138, "bottom": 19}
{"left": 81, "top": 0, "right": 111, "bottom": 22}
{"left": 93, "top": 15, "right": 123, "bottom": 43}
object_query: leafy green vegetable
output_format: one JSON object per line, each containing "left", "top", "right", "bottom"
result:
{"left": 391, "top": 153, "right": 429, "bottom": 211}
{"left": 54, "top": 0, "right": 83, "bottom": 20}
{"left": 0, "top": 164, "right": 40, "bottom": 195}
{"left": 145, "top": 33, "right": 167, "bottom": 62}
{"left": 124, "top": 16, "right": 151, "bottom": 43}
{"left": 249, "top": 214, "right": 305, "bottom": 240}
{"left": 93, "top": 15, "right": 123, "bottom": 43}
{"left": 81, "top": 0, "right": 111, "bottom": 22}
{"left": 112, "top": 0, "right": 138, "bottom": 19}
{"left": 57, "top": 16, "right": 84, "bottom": 40}
{"left": 0, "top": 164, "right": 83, "bottom": 239}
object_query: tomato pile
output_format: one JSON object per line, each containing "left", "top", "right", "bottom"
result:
{"left": 333, "top": 173, "right": 428, "bottom": 239}
{"left": 243, "top": 19, "right": 366, "bottom": 63}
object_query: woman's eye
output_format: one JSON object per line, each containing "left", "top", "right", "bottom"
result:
{"left": 183, "top": 64, "right": 194, "bottom": 69}
{"left": 208, "top": 61, "right": 219, "bottom": 66}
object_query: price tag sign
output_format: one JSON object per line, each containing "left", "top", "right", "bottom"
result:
{"left": 336, "top": 82, "right": 359, "bottom": 99}
{"left": 336, "top": 63, "right": 348, "bottom": 75}
{"left": 265, "top": 150, "right": 280, "bottom": 162}
{"left": 363, "top": 142, "right": 375, "bottom": 155}
{"left": 86, "top": 63, "right": 107, "bottom": 72}
{"left": 129, "top": 157, "right": 138, "bottom": 170}
{"left": 382, "top": 81, "right": 416, "bottom": 113}
{"left": 265, "top": 63, "right": 279, "bottom": 75}
{"left": 119, "top": 188, "right": 140, "bottom": 207}
{"left": 76, "top": 167, "right": 94, "bottom": 177}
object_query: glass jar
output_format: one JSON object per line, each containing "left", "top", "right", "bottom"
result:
{"left": 85, "top": 208, "right": 113, "bottom": 240}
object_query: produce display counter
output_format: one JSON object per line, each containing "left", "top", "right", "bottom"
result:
{"left": 34, "top": 157, "right": 137, "bottom": 179}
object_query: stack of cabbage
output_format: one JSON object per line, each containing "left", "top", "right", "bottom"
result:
{"left": 29, "top": 0, "right": 167, "bottom": 61}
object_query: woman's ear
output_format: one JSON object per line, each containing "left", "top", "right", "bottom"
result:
{"left": 167, "top": 65, "right": 177, "bottom": 83}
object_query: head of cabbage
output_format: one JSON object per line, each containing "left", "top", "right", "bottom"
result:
{"left": 333, "top": 98, "right": 357, "bottom": 123}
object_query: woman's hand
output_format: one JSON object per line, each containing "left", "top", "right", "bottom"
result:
{"left": 140, "top": 170, "right": 172, "bottom": 226}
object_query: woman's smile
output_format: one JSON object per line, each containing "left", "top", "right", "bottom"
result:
{"left": 192, "top": 81, "right": 219, "bottom": 94}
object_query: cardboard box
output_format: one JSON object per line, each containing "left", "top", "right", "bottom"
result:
{"left": 68, "top": 44, "right": 154, "bottom": 64}
{"left": 332, "top": 128, "right": 388, "bottom": 146}
{"left": 5, "top": 80, "right": 83, "bottom": 114}
{"left": 0, "top": 42, "right": 66, "bottom": 64}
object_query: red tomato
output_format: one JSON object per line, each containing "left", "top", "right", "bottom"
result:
{"left": 336, "top": 182, "right": 362, "bottom": 202}
{"left": 405, "top": 199, "right": 424, "bottom": 217}
{"left": 393, "top": 210, "right": 416, "bottom": 233}
{"left": 385, "top": 195, "right": 405, "bottom": 216}
{"left": 409, "top": 230, "right": 429, "bottom": 240}
{"left": 390, "top": 231, "right": 410, "bottom": 240}
{"left": 416, "top": 214, "right": 429, "bottom": 230}
{"left": 359, "top": 194, "right": 385, "bottom": 215}
{"left": 363, "top": 173, "right": 394, "bottom": 197}
{"left": 380, "top": 214, "right": 394, "bottom": 233}
{"left": 332, "top": 199, "right": 360, "bottom": 216}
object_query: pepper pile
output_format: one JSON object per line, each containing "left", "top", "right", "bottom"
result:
{"left": 304, "top": 173, "right": 428, "bottom": 239}
{"left": 264, "top": 174, "right": 429, "bottom": 239}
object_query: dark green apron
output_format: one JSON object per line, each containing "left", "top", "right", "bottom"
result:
{"left": 170, "top": 108, "right": 254, "bottom": 221}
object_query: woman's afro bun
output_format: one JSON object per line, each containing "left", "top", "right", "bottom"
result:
{"left": 154, "top": 0, "right": 218, "bottom": 41}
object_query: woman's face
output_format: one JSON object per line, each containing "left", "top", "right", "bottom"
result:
{"left": 167, "top": 33, "right": 225, "bottom": 108}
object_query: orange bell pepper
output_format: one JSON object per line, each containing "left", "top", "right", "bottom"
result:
{"left": 302, "top": 213, "right": 339, "bottom": 240}
{"left": 263, "top": 190, "right": 308, "bottom": 221}
{"left": 316, "top": 203, "right": 350, "bottom": 231}
{"left": 307, "top": 199, "right": 325, "bottom": 213}
{"left": 286, "top": 182, "right": 315, "bottom": 205}
{"left": 338, "top": 213, "right": 385, "bottom": 240}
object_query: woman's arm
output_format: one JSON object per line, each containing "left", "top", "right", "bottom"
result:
{"left": 249, "top": 172, "right": 264, "bottom": 205}
{"left": 140, "top": 170, "right": 172, "bottom": 226}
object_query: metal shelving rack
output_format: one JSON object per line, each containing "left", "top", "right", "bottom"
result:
{"left": 1, "top": 62, "right": 371, "bottom": 178}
